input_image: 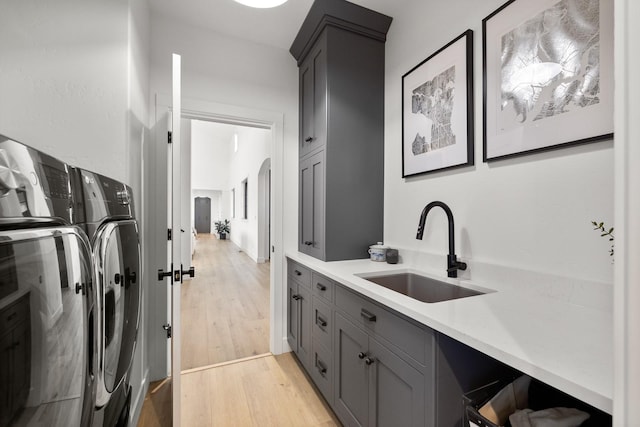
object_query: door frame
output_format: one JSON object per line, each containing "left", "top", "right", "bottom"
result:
{"left": 258, "top": 158, "right": 271, "bottom": 263}
{"left": 614, "top": 0, "right": 640, "bottom": 423}
{"left": 149, "top": 94, "right": 287, "bottom": 378}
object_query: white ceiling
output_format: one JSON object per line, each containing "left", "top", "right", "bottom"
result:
{"left": 149, "top": 0, "right": 403, "bottom": 51}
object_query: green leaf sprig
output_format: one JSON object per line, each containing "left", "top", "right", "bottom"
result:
{"left": 592, "top": 221, "right": 614, "bottom": 257}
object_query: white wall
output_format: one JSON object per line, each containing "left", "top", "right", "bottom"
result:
{"left": 191, "top": 120, "right": 233, "bottom": 191}
{"left": 228, "top": 126, "right": 270, "bottom": 260}
{"left": 383, "top": 0, "right": 614, "bottom": 286}
{"left": 0, "top": 0, "right": 132, "bottom": 182}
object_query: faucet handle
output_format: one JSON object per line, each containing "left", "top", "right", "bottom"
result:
{"left": 447, "top": 255, "right": 467, "bottom": 277}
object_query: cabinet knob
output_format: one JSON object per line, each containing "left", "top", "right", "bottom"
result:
{"left": 365, "top": 357, "right": 374, "bottom": 366}
{"left": 305, "top": 136, "right": 313, "bottom": 143}
{"left": 294, "top": 270, "right": 302, "bottom": 276}
{"left": 358, "top": 352, "right": 366, "bottom": 359}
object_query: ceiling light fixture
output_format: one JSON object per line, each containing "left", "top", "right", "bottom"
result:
{"left": 233, "top": 0, "right": 288, "bottom": 8}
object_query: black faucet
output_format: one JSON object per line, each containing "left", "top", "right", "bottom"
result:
{"left": 416, "top": 201, "right": 467, "bottom": 278}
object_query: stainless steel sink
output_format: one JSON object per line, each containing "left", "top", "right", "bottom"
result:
{"left": 358, "top": 272, "right": 486, "bottom": 303}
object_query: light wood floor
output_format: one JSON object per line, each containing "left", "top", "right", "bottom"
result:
{"left": 181, "top": 234, "right": 270, "bottom": 370}
{"left": 182, "top": 353, "right": 339, "bottom": 426}
{"left": 138, "top": 353, "right": 340, "bottom": 426}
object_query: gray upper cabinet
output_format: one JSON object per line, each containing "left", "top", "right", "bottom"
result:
{"left": 291, "top": 0, "right": 392, "bottom": 261}
{"left": 299, "top": 35, "right": 327, "bottom": 158}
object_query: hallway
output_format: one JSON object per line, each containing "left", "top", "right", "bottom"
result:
{"left": 182, "top": 234, "right": 270, "bottom": 370}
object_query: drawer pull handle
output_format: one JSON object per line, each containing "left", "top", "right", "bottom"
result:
{"left": 292, "top": 294, "right": 301, "bottom": 301}
{"left": 316, "top": 283, "right": 326, "bottom": 291}
{"left": 294, "top": 270, "right": 302, "bottom": 276}
{"left": 305, "top": 136, "right": 314, "bottom": 143}
{"left": 7, "top": 313, "right": 17, "bottom": 321}
{"left": 304, "top": 241, "right": 313, "bottom": 246}
{"left": 360, "top": 309, "right": 376, "bottom": 322}
{"left": 316, "top": 360, "right": 327, "bottom": 376}
{"left": 316, "top": 317, "right": 327, "bottom": 328}
{"left": 365, "top": 357, "right": 374, "bottom": 366}
{"left": 358, "top": 352, "right": 366, "bottom": 359}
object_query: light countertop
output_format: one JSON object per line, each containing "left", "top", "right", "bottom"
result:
{"left": 286, "top": 251, "right": 613, "bottom": 415}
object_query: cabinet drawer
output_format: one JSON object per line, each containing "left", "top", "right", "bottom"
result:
{"left": 312, "top": 297, "right": 332, "bottom": 351}
{"left": 335, "top": 285, "right": 428, "bottom": 365}
{"left": 0, "top": 294, "right": 29, "bottom": 334}
{"left": 312, "top": 272, "right": 334, "bottom": 303}
{"left": 288, "top": 261, "right": 311, "bottom": 288}
{"left": 311, "top": 339, "right": 333, "bottom": 405}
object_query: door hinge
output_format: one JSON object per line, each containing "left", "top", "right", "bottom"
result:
{"left": 162, "top": 324, "right": 172, "bottom": 338}
{"left": 168, "top": 228, "right": 172, "bottom": 241}
{"left": 168, "top": 131, "right": 172, "bottom": 144}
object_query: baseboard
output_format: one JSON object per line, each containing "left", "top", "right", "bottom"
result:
{"left": 129, "top": 368, "right": 149, "bottom": 427}
{"left": 280, "top": 336, "right": 292, "bottom": 354}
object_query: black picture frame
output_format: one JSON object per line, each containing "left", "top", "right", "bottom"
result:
{"left": 482, "top": 0, "right": 614, "bottom": 162}
{"left": 402, "top": 30, "right": 474, "bottom": 178}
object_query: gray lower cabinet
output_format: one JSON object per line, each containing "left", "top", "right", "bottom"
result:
{"left": 288, "top": 259, "right": 433, "bottom": 427}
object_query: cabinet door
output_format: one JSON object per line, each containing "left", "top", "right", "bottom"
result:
{"left": 287, "top": 278, "right": 299, "bottom": 353}
{"left": 334, "top": 313, "right": 369, "bottom": 427}
{"left": 369, "top": 339, "right": 426, "bottom": 427}
{"left": 0, "top": 332, "right": 12, "bottom": 427}
{"left": 12, "top": 320, "right": 31, "bottom": 415}
{"left": 299, "top": 151, "right": 325, "bottom": 259}
{"left": 299, "top": 37, "right": 327, "bottom": 158}
{"left": 297, "top": 284, "right": 312, "bottom": 369}
{"left": 288, "top": 280, "right": 312, "bottom": 369}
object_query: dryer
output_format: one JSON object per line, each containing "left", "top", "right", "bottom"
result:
{"left": 71, "top": 169, "right": 141, "bottom": 427}
{"left": 0, "top": 135, "right": 95, "bottom": 427}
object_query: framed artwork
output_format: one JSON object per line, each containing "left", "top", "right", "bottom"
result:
{"left": 483, "top": 0, "right": 614, "bottom": 161}
{"left": 402, "top": 30, "right": 474, "bottom": 178}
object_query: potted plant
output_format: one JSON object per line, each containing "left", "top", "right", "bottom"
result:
{"left": 214, "top": 219, "right": 231, "bottom": 240}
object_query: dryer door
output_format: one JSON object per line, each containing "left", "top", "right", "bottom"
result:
{"left": 94, "top": 220, "right": 140, "bottom": 407}
{"left": 0, "top": 226, "right": 94, "bottom": 427}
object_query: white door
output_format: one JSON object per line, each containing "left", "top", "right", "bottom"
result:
{"left": 170, "top": 53, "right": 184, "bottom": 426}
{"left": 157, "top": 53, "right": 188, "bottom": 426}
